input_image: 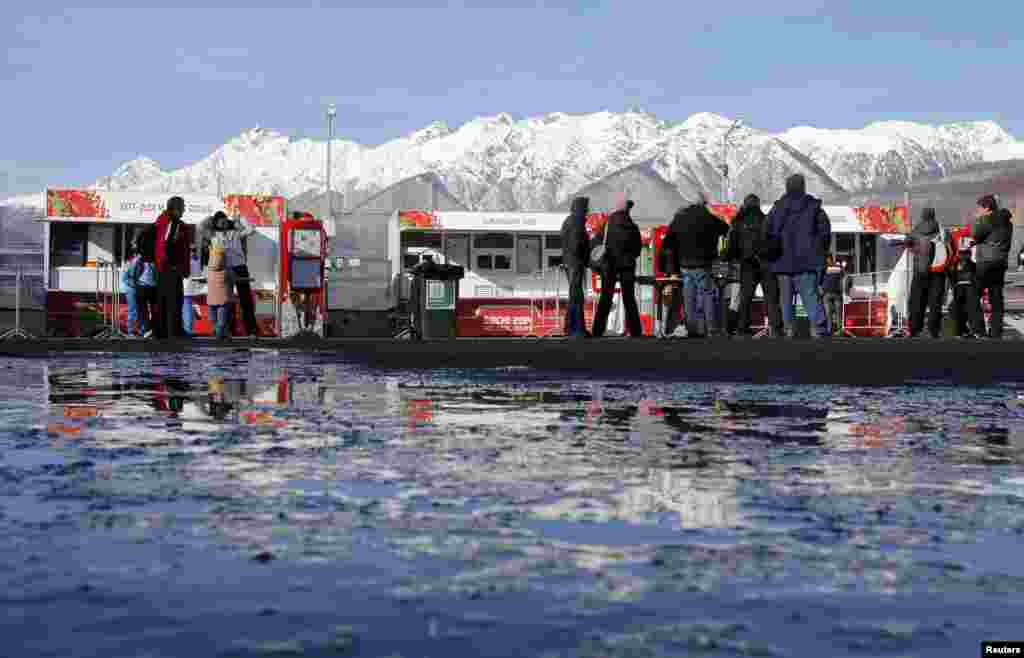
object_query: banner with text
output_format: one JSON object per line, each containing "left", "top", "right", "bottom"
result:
{"left": 46, "top": 190, "right": 285, "bottom": 226}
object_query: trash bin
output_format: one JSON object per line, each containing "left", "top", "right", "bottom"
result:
{"left": 411, "top": 262, "right": 464, "bottom": 340}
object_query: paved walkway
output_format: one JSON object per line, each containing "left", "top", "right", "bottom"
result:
{"left": 2, "top": 336, "right": 1022, "bottom": 385}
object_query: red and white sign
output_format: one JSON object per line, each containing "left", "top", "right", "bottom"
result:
{"left": 46, "top": 190, "right": 223, "bottom": 224}
{"left": 45, "top": 189, "right": 287, "bottom": 226}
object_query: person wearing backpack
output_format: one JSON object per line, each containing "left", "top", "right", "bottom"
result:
{"left": 905, "top": 207, "right": 948, "bottom": 339}
{"left": 128, "top": 229, "right": 158, "bottom": 338}
{"left": 725, "top": 194, "right": 782, "bottom": 337}
{"left": 120, "top": 247, "right": 148, "bottom": 337}
{"left": 949, "top": 235, "right": 985, "bottom": 339}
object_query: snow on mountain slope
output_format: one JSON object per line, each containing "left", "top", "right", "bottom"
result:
{"left": 780, "top": 120, "right": 1015, "bottom": 191}
{"left": 983, "top": 141, "right": 1024, "bottom": 163}
{"left": 93, "top": 157, "right": 166, "bottom": 190}
{"left": 1, "top": 112, "right": 1018, "bottom": 217}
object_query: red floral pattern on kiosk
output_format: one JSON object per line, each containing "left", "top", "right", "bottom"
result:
{"left": 47, "top": 190, "right": 109, "bottom": 219}
{"left": 399, "top": 210, "right": 438, "bottom": 229}
{"left": 854, "top": 206, "right": 909, "bottom": 233}
{"left": 224, "top": 195, "right": 285, "bottom": 226}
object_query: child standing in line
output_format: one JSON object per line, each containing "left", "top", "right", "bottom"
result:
{"left": 121, "top": 248, "right": 157, "bottom": 337}
{"left": 137, "top": 255, "right": 157, "bottom": 338}
{"left": 182, "top": 247, "right": 203, "bottom": 336}
{"left": 951, "top": 242, "right": 985, "bottom": 338}
{"left": 120, "top": 249, "right": 145, "bottom": 337}
{"left": 819, "top": 255, "right": 844, "bottom": 336}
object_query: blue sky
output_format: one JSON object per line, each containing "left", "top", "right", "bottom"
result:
{"left": 2, "top": 0, "right": 1022, "bottom": 197}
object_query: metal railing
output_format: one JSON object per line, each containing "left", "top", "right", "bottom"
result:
{"left": 840, "top": 269, "right": 902, "bottom": 337}
{"left": 92, "top": 260, "right": 128, "bottom": 339}
{"left": 0, "top": 265, "right": 43, "bottom": 341}
{"left": 527, "top": 265, "right": 565, "bottom": 338}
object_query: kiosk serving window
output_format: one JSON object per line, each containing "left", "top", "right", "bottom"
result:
{"left": 544, "top": 234, "right": 563, "bottom": 269}
{"left": 516, "top": 235, "right": 542, "bottom": 274}
{"left": 834, "top": 234, "right": 855, "bottom": 269}
{"left": 51, "top": 223, "right": 134, "bottom": 268}
{"left": 50, "top": 223, "right": 89, "bottom": 267}
{"left": 443, "top": 234, "right": 469, "bottom": 267}
{"left": 401, "top": 231, "right": 442, "bottom": 269}
{"left": 473, "top": 233, "right": 513, "bottom": 271}
{"left": 86, "top": 224, "right": 116, "bottom": 266}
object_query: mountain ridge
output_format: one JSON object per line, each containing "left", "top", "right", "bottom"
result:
{"left": 2, "top": 111, "right": 1018, "bottom": 215}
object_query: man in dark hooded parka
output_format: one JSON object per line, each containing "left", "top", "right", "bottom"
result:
{"left": 560, "top": 196, "right": 591, "bottom": 338}
{"left": 764, "top": 174, "right": 831, "bottom": 338}
{"left": 905, "top": 207, "right": 945, "bottom": 338}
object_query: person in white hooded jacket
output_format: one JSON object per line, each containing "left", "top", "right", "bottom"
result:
{"left": 200, "top": 211, "right": 258, "bottom": 336}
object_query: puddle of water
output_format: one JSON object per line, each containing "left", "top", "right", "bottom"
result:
{"left": 1, "top": 354, "right": 1024, "bottom": 657}
{"left": 525, "top": 518, "right": 700, "bottom": 547}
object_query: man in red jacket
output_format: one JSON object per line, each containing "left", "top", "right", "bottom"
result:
{"left": 153, "top": 196, "right": 192, "bottom": 339}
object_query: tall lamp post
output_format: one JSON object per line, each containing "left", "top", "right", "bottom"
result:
{"left": 326, "top": 104, "right": 336, "bottom": 222}
{"left": 721, "top": 119, "right": 743, "bottom": 204}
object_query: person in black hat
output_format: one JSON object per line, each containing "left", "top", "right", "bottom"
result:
{"left": 905, "top": 207, "right": 945, "bottom": 339}
{"left": 972, "top": 194, "right": 1014, "bottom": 339}
{"left": 560, "top": 196, "right": 591, "bottom": 338}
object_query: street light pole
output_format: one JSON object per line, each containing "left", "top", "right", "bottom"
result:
{"left": 722, "top": 119, "right": 742, "bottom": 204}
{"left": 326, "top": 104, "right": 336, "bottom": 222}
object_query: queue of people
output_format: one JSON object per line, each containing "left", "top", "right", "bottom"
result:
{"left": 903, "top": 194, "right": 1015, "bottom": 339}
{"left": 560, "top": 174, "right": 833, "bottom": 339}
{"left": 559, "top": 177, "right": 1015, "bottom": 340}
{"left": 120, "top": 197, "right": 258, "bottom": 340}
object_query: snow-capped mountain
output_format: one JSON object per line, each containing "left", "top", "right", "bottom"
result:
{"left": 92, "top": 157, "right": 165, "bottom": 190}
{"left": 2, "top": 111, "right": 1019, "bottom": 220}
{"left": 779, "top": 120, "right": 1015, "bottom": 191}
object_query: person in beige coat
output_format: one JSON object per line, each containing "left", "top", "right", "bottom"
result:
{"left": 206, "top": 236, "right": 235, "bottom": 339}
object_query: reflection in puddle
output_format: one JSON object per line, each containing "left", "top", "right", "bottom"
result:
{"left": 1, "top": 355, "right": 1023, "bottom": 656}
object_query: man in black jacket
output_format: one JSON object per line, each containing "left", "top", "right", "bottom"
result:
{"left": 726, "top": 194, "right": 782, "bottom": 337}
{"left": 906, "top": 207, "right": 945, "bottom": 339}
{"left": 591, "top": 198, "right": 643, "bottom": 338}
{"left": 560, "top": 196, "right": 590, "bottom": 338}
{"left": 973, "top": 194, "right": 1015, "bottom": 339}
{"left": 661, "top": 197, "right": 729, "bottom": 337}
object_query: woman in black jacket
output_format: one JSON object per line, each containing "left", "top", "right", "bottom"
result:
{"left": 591, "top": 199, "right": 643, "bottom": 338}
{"left": 727, "top": 194, "right": 783, "bottom": 337}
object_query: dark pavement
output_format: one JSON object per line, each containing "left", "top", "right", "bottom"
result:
{"left": 1, "top": 336, "right": 1022, "bottom": 386}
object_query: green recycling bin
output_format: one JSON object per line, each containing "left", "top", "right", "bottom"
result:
{"left": 411, "top": 263, "right": 464, "bottom": 340}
